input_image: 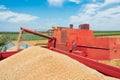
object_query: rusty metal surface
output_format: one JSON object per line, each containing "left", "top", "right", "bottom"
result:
{"left": 61, "top": 30, "right": 67, "bottom": 43}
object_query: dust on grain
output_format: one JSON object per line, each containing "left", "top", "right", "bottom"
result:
{"left": 0, "top": 46, "right": 119, "bottom": 80}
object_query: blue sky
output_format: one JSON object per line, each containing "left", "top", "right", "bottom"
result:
{"left": 0, "top": 0, "right": 120, "bottom": 31}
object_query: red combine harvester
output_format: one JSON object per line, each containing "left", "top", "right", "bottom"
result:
{"left": 0, "top": 24, "right": 120, "bottom": 78}
{"left": 53, "top": 24, "right": 120, "bottom": 60}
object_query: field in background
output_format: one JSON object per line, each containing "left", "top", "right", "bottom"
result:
{"left": 0, "top": 31, "right": 120, "bottom": 50}
{"left": 0, "top": 32, "right": 47, "bottom": 41}
{"left": 0, "top": 34, "right": 9, "bottom": 51}
{"left": 0, "top": 35, "right": 2, "bottom": 51}
{"left": 94, "top": 31, "right": 120, "bottom": 37}
{"left": 99, "top": 59, "right": 120, "bottom": 68}
{"left": 1, "top": 31, "right": 120, "bottom": 41}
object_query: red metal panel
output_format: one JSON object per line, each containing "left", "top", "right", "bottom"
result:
{"left": 109, "top": 38, "right": 120, "bottom": 59}
{"left": 53, "top": 27, "right": 120, "bottom": 60}
{"left": 86, "top": 49, "right": 109, "bottom": 60}
{"left": 50, "top": 48, "right": 120, "bottom": 79}
{"left": 61, "top": 30, "right": 67, "bottom": 43}
{"left": 92, "top": 38, "right": 109, "bottom": 48}
{"left": 77, "top": 38, "right": 109, "bottom": 49}
{"left": 56, "top": 44, "right": 69, "bottom": 51}
{"left": 0, "top": 51, "right": 19, "bottom": 60}
{"left": 54, "top": 28, "right": 61, "bottom": 44}
{"left": 75, "top": 47, "right": 110, "bottom": 60}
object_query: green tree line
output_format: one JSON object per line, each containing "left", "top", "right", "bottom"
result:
{"left": 0, "top": 35, "right": 9, "bottom": 51}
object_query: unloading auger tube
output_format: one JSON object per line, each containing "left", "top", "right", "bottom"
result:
{"left": 17, "top": 27, "right": 56, "bottom": 50}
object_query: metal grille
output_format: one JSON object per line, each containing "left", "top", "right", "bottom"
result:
{"left": 61, "top": 30, "right": 67, "bottom": 43}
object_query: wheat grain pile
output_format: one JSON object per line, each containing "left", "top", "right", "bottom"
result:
{"left": 0, "top": 46, "right": 118, "bottom": 80}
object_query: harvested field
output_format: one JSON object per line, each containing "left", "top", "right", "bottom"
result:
{"left": 99, "top": 59, "right": 120, "bottom": 68}
{"left": 97, "top": 35, "right": 120, "bottom": 38}
{"left": 12, "top": 40, "right": 48, "bottom": 46}
{"left": 21, "top": 40, "right": 48, "bottom": 45}
{"left": 0, "top": 46, "right": 118, "bottom": 80}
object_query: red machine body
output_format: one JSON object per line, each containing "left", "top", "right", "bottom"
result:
{"left": 53, "top": 25, "right": 120, "bottom": 60}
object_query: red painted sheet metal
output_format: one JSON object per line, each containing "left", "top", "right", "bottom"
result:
{"left": 0, "top": 51, "right": 19, "bottom": 60}
{"left": 50, "top": 48, "right": 120, "bottom": 79}
{"left": 73, "top": 48, "right": 110, "bottom": 60}
{"left": 109, "top": 38, "right": 120, "bottom": 59}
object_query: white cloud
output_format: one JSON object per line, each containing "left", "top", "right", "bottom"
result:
{"left": 104, "top": 0, "right": 120, "bottom": 5}
{"left": 83, "top": 4, "right": 100, "bottom": 15}
{"left": 70, "top": 4, "right": 101, "bottom": 23}
{"left": 0, "top": 5, "right": 39, "bottom": 23}
{"left": 70, "top": 3, "right": 120, "bottom": 30}
{"left": 69, "top": 0, "right": 81, "bottom": 4}
{"left": 47, "top": 0, "right": 64, "bottom": 7}
{"left": 92, "top": 0, "right": 96, "bottom": 2}
{"left": 47, "top": 0, "right": 82, "bottom": 7}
